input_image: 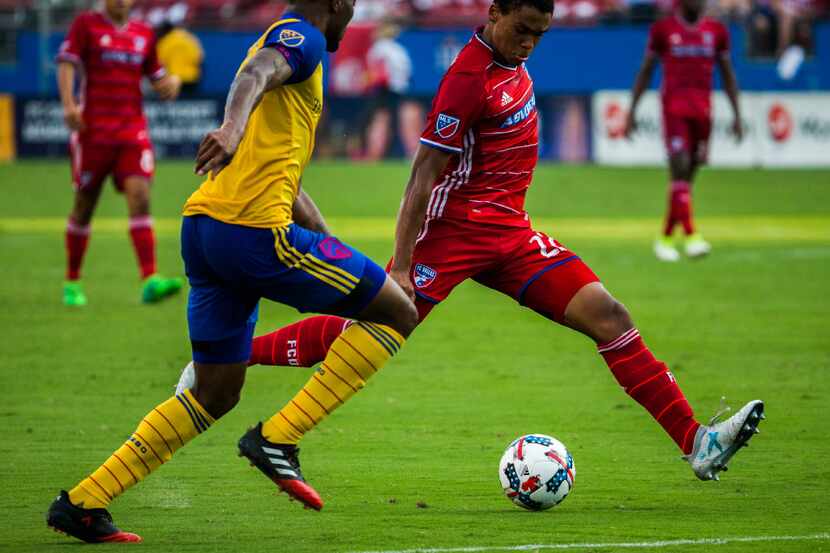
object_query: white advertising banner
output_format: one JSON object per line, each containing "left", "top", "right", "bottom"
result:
{"left": 592, "top": 90, "right": 830, "bottom": 167}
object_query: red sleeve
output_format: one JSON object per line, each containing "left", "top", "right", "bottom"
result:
{"left": 646, "top": 22, "right": 665, "bottom": 55}
{"left": 56, "top": 14, "right": 88, "bottom": 65}
{"left": 716, "top": 23, "right": 731, "bottom": 56}
{"left": 143, "top": 31, "right": 167, "bottom": 81}
{"left": 420, "top": 70, "right": 486, "bottom": 154}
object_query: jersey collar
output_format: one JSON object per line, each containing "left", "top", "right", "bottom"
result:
{"left": 473, "top": 27, "right": 519, "bottom": 71}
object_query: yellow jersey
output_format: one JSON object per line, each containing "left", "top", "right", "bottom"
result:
{"left": 183, "top": 14, "right": 326, "bottom": 228}
{"left": 157, "top": 28, "right": 203, "bottom": 84}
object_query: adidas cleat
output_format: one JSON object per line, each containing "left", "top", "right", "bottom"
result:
{"left": 238, "top": 422, "right": 323, "bottom": 511}
{"left": 685, "top": 399, "right": 765, "bottom": 481}
{"left": 654, "top": 237, "right": 681, "bottom": 262}
{"left": 46, "top": 490, "right": 141, "bottom": 543}
{"left": 63, "top": 281, "right": 88, "bottom": 307}
{"left": 141, "top": 274, "right": 183, "bottom": 304}
{"left": 684, "top": 233, "right": 712, "bottom": 259}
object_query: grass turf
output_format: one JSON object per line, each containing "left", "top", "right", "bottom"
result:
{"left": 0, "top": 161, "right": 828, "bottom": 552}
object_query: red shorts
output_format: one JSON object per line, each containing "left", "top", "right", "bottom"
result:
{"left": 70, "top": 133, "right": 155, "bottom": 192}
{"left": 663, "top": 114, "right": 712, "bottom": 164}
{"left": 393, "top": 218, "right": 600, "bottom": 323}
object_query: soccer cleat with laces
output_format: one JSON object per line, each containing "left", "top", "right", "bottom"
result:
{"left": 46, "top": 490, "right": 141, "bottom": 543}
{"left": 238, "top": 422, "right": 323, "bottom": 511}
{"left": 685, "top": 399, "right": 765, "bottom": 481}
{"left": 63, "top": 281, "right": 88, "bottom": 307}
{"left": 684, "top": 233, "right": 712, "bottom": 258}
{"left": 141, "top": 274, "right": 183, "bottom": 304}
{"left": 654, "top": 237, "right": 680, "bottom": 262}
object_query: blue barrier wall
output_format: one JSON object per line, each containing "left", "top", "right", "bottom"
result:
{"left": 3, "top": 23, "right": 829, "bottom": 95}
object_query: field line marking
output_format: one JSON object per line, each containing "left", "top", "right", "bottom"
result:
{"left": 348, "top": 532, "right": 830, "bottom": 553}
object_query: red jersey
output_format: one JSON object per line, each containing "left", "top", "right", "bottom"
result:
{"left": 57, "top": 11, "right": 165, "bottom": 144}
{"left": 648, "top": 15, "right": 730, "bottom": 119}
{"left": 420, "top": 31, "right": 538, "bottom": 229}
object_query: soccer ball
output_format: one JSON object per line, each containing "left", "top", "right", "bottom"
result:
{"left": 498, "top": 434, "right": 575, "bottom": 511}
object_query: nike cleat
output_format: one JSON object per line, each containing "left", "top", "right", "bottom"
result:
{"left": 238, "top": 423, "right": 323, "bottom": 511}
{"left": 141, "top": 274, "right": 183, "bottom": 304}
{"left": 684, "top": 234, "right": 712, "bottom": 259}
{"left": 685, "top": 399, "right": 765, "bottom": 481}
{"left": 46, "top": 490, "right": 141, "bottom": 543}
{"left": 63, "top": 281, "right": 88, "bottom": 307}
{"left": 654, "top": 237, "right": 681, "bottom": 262}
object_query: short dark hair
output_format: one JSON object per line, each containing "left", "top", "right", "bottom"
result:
{"left": 494, "top": 0, "right": 555, "bottom": 13}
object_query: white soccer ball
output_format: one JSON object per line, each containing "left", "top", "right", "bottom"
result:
{"left": 498, "top": 434, "right": 575, "bottom": 511}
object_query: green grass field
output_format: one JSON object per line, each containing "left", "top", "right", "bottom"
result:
{"left": 1, "top": 161, "right": 829, "bottom": 553}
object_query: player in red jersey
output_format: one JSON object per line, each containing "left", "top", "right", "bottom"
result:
{"left": 625, "top": 0, "right": 743, "bottom": 262}
{"left": 57, "top": 0, "right": 184, "bottom": 306}
{"left": 177, "top": 0, "right": 764, "bottom": 494}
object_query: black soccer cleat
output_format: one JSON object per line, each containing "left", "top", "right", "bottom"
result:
{"left": 238, "top": 422, "right": 323, "bottom": 511}
{"left": 46, "top": 490, "right": 142, "bottom": 543}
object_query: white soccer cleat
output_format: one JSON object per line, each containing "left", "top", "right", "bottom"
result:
{"left": 654, "top": 237, "right": 681, "bottom": 262}
{"left": 175, "top": 361, "right": 196, "bottom": 395}
{"left": 684, "top": 234, "right": 712, "bottom": 258}
{"left": 685, "top": 399, "right": 765, "bottom": 481}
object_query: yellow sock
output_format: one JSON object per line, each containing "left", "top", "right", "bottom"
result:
{"left": 68, "top": 389, "right": 214, "bottom": 509}
{"left": 262, "top": 322, "right": 404, "bottom": 444}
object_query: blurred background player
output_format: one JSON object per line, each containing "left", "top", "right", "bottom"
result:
{"left": 625, "top": 0, "right": 743, "bottom": 262}
{"left": 154, "top": 4, "right": 204, "bottom": 98}
{"left": 363, "top": 20, "right": 423, "bottom": 160}
{"left": 57, "top": 0, "right": 183, "bottom": 306}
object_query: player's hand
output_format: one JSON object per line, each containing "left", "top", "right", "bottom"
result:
{"left": 389, "top": 267, "right": 415, "bottom": 303}
{"left": 195, "top": 125, "right": 240, "bottom": 177}
{"left": 154, "top": 75, "right": 181, "bottom": 101}
{"left": 63, "top": 104, "right": 85, "bottom": 132}
{"left": 731, "top": 118, "right": 744, "bottom": 143}
{"left": 623, "top": 111, "right": 637, "bottom": 140}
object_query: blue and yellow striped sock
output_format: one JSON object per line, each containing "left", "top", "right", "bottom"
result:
{"left": 261, "top": 322, "right": 404, "bottom": 444}
{"left": 68, "top": 389, "right": 214, "bottom": 509}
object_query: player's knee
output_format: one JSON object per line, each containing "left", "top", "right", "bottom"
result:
{"left": 194, "top": 387, "right": 241, "bottom": 419}
{"left": 391, "top": 298, "right": 419, "bottom": 338}
{"left": 595, "top": 298, "right": 634, "bottom": 344}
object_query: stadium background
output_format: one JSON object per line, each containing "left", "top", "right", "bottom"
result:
{"left": 1, "top": 0, "right": 828, "bottom": 165}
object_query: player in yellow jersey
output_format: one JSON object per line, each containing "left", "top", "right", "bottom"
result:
{"left": 47, "top": 0, "right": 418, "bottom": 543}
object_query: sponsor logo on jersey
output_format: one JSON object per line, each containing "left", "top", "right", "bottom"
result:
{"left": 768, "top": 103, "right": 793, "bottom": 143}
{"left": 101, "top": 50, "right": 144, "bottom": 65}
{"left": 501, "top": 91, "right": 514, "bottom": 106}
{"left": 500, "top": 94, "right": 536, "bottom": 128}
{"left": 278, "top": 28, "right": 306, "bottom": 48}
{"left": 435, "top": 113, "right": 461, "bottom": 139}
{"left": 670, "top": 44, "right": 715, "bottom": 57}
{"left": 413, "top": 264, "right": 437, "bottom": 288}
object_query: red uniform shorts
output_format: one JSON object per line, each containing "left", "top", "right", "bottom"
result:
{"left": 70, "top": 133, "right": 155, "bottom": 192}
{"left": 663, "top": 113, "right": 712, "bottom": 164}
{"left": 394, "top": 218, "right": 600, "bottom": 323}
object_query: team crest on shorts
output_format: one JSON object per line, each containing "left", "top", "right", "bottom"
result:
{"left": 436, "top": 113, "right": 461, "bottom": 139}
{"left": 278, "top": 29, "right": 306, "bottom": 47}
{"left": 319, "top": 237, "right": 352, "bottom": 261}
{"left": 413, "top": 264, "right": 437, "bottom": 288}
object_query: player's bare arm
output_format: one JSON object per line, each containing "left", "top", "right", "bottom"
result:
{"left": 57, "top": 62, "right": 84, "bottom": 132}
{"left": 625, "top": 52, "right": 658, "bottom": 138}
{"left": 195, "top": 47, "right": 294, "bottom": 176}
{"left": 390, "top": 144, "right": 452, "bottom": 300}
{"left": 151, "top": 74, "right": 182, "bottom": 101}
{"left": 293, "top": 187, "right": 330, "bottom": 235}
{"left": 717, "top": 54, "right": 744, "bottom": 142}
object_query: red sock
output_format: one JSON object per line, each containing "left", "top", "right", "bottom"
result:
{"left": 599, "top": 329, "right": 700, "bottom": 454}
{"left": 665, "top": 181, "right": 694, "bottom": 237}
{"left": 65, "top": 218, "right": 91, "bottom": 280}
{"left": 129, "top": 216, "right": 157, "bottom": 279}
{"left": 250, "top": 315, "right": 350, "bottom": 367}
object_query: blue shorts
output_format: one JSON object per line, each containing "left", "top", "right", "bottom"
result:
{"left": 181, "top": 215, "right": 387, "bottom": 364}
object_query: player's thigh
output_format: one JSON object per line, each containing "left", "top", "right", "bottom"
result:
{"left": 181, "top": 215, "right": 260, "bottom": 365}
{"left": 113, "top": 142, "right": 155, "bottom": 192}
{"left": 663, "top": 115, "right": 694, "bottom": 169}
{"left": 70, "top": 134, "right": 116, "bottom": 192}
{"left": 477, "top": 228, "right": 600, "bottom": 324}
{"left": 690, "top": 117, "right": 712, "bottom": 166}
